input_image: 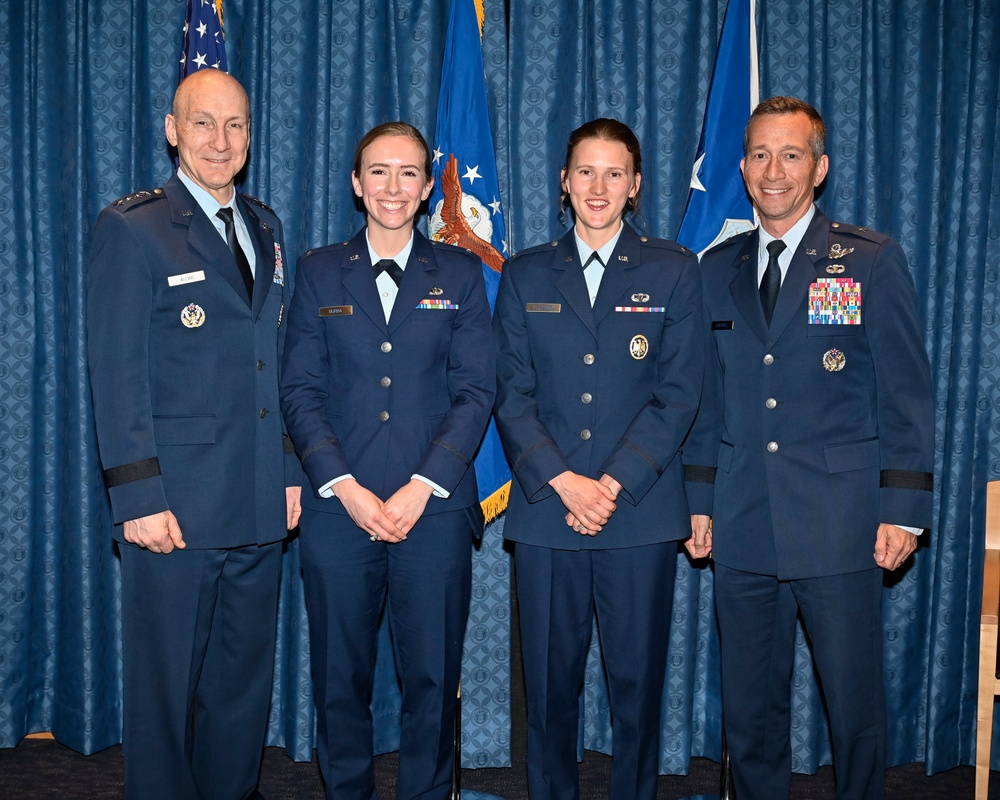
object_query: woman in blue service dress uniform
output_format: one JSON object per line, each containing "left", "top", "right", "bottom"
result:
{"left": 492, "top": 118, "right": 704, "bottom": 800}
{"left": 280, "top": 122, "right": 495, "bottom": 800}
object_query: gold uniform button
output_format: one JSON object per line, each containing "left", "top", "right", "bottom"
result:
{"left": 580, "top": 429, "right": 592, "bottom": 441}
{"left": 380, "top": 376, "right": 391, "bottom": 388}
{"left": 381, "top": 342, "right": 392, "bottom": 353}
{"left": 379, "top": 411, "right": 390, "bottom": 422}
{"left": 581, "top": 392, "right": 592, "bottom": 404}
{"left": 583, "top": 353, "right": 595, "bottom": 365}
{"left": 763, "top": 354, "right": 774, "bottom": 365}
{"left": 767, "top": 441, "right": 779, "bottom": 453}
{"left": 765, "top": 398, "right": 777, "bottom": 409}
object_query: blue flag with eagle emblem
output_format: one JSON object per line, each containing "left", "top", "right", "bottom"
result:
{"left": 677, "top": 0, "right": 759, "bottom": 255}
{"left": 429, "top": 0, "right": 511, "bottom": 523}
{"left": 178, "top": 0, "right": 227, "bottom": 81}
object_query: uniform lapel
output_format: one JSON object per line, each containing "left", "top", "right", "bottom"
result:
{"left": 728, "top": 231, "right": 768, "bottom": 343}
{"left": 165, "top": 176, "right": 250, "bottom": 305}
{"left": 765, "top": 212, "right": 828, "bottom": 342}
{"left": 592, "top": 225, "right": 638, "bottom": 325}
{"left": 554, "top": 235, "right": 597, "bottom": 339}
{"left": 343, "top": 230, "right": 389, "bottom": 331}
{"left": 388, "top": 233, "right": 437, "bottom": 333}
{"left": 237, "top": 195, "right": 276, "bottom": 318}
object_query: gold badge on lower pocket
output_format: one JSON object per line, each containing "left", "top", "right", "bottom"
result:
{"left": 180, "top": 303, "right": 205, "bottom": 328}
{"left": 629, "top": 334, "right": 649, "bottom": 360}
{"left": 822, "top": 348, "right": 846, "bottom": 372}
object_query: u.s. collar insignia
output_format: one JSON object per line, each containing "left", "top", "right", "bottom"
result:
{"left": 826, "top": 264, "right": 846, "bottom": 274}
{"left": 631, "top": 292, "right": 649, "bottom": 303}
{"left": 261, "top": 222, "right": 273, "bottom": 234}
{"left": 181, "top": 210, "right": 194, "bottom": 217}
{"left": 429, "top": 287, "right": 444, "bottom": 296}
{"left": 418, "top": 257, "right": 429, "bottom": 263}
{"left": 180, "top": 303, "right": 205, "bottom": 328}
{"left": 349, "top": 254, "right": 360, "bottom": 261}
{"left": 822, "top": 348, "right": 846, "bottom": 372}
{"left": 629, "top": 334, "right": 649, "bottom": 360}
{"left": 618, "top": 254, "right": 629, "bottom": 262}
{"left": 805, "top": 248, "right": 817, "bottom": 256}
{"left": 828, "top": 243, "right": 855, "bottom": 259}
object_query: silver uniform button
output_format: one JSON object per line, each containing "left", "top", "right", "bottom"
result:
{"left": 379, "top": 410, "right": 390, "bottom": 422}
{"left": 260, "top": 408, "right": 268, "bottom": 418}
{"left": 380, "top": 376, "right": 391, "bottom": 388}
{"left": 581, "top": 392, "right": 592, "bottom": 404}
{"left": 765, "top": 398, "right": 777, "bottom": 409}
{"left": 763, "top": 354, "right": 774, "bottom": 365}
{"left": 381, "top": 342, "right": 392, "bottom": 353}
{"left": 583, "top": 353, "right": 595, "bottom": 365}
{"left": 580, "top": 429, "right": 592, "bottom": 440}
{"left": 767, "top": 441, "right": 778, "bottom": 453}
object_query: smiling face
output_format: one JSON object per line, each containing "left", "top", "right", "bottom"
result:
{"left": 740, "top": 110, "right": 829, "bottom": 238}
{"left": 165, "top": 70, "right": 250, "bottom": 205}
{"left": 352, "top": 134, "right": 434, "bottom": 247}
{"left": 561, "top": 137, "right": 640, "bottom": 250}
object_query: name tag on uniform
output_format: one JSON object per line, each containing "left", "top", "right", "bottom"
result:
{"left": 168, "top": 270, "right": 206, "bottom": 286}
{"left": 712, "top": 320, "right": 734, "bottom": 330}
{"left": 319, "top": 305, "right": 353, "bottom": 317}
{"left": 526, "top": 303, "right": 561, "bottom": 313}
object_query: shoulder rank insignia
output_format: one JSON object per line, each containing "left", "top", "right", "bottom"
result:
{"left": 113, "top": 188, "right": 162, "bottom": 209}
{"left": 240, "top": 193, "right": 274, "bottom": 214}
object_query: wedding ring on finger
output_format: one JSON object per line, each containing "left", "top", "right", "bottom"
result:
{"left": 370, "top": 534, "right": 378, "bottom": 542}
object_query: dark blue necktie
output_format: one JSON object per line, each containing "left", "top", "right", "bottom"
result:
{"left": 760, "top": 239, "right": 785, "bottom": 325}
{"left": 375, "top": 258, "right": 404, "bottom": 288}
{"left": 216, "top": 207, "right": 254, "bottom": 300}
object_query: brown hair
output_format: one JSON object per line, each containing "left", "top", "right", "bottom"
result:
{"left": 352, "top": 121, "right": 433, "bottom": 181}
{"left": 560, "top": 118, "right": 643, "bottom": 214}
{"left": 744, "top": 96, "right": 826, "bottom": 160}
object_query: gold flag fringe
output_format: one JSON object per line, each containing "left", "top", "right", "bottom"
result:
{"left": 480, "top": 480, "right": 510, "bottom": 525}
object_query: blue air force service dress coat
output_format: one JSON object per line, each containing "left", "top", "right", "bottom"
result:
{"left": 684, "top": 210, "right": 934, "bottom": 579}
{"left": 279, "top": 228, "right": 495, "bottom": 799}
{"left": 494, "top": 223, "right": 704, "bottom": 548}
{"left": 280, "top": 229, "right": 495, "bottom": 513}
{"left": 87, "top": 174, "right": 298, "bottom": 547}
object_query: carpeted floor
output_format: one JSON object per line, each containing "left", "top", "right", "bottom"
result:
{"left": 0, "top": 738, "right": 995, "bottom": 799}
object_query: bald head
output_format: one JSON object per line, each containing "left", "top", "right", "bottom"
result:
{"left": 172, "top": 69, "right": 250, "bottom": 122}
{"left": 166, "top": 70, "right": 251, "bottom": 204}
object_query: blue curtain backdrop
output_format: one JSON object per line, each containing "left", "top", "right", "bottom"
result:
{"left": 1, "top": 0, "right": 999, "bottom": 778}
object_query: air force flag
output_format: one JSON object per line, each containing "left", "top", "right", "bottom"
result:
{"left": 428, "top": 0, "right": 511, "bottom": 523}
{"left": 677, "top": 0, "right": 759, "bottom": 256}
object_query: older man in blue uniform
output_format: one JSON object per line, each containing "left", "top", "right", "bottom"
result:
{"left": 684, "top": 97, "right": 934, "bottom": 800}
{"left": 87, "top": 69, "right": 301, "bottom": 800}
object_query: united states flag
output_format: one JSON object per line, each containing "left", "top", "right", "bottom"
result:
{"left": 178, "top": 0, "right": 227, "bottom": 81}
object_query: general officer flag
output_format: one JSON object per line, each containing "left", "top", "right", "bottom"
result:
{"left": 677, "top": 0, "right": 759, "bottom": 255}
{"left": 428, "top": 0, "right": 510, "bottom": 523}
{"left": 178, "top": 0, "right": 228, "bottom": 81}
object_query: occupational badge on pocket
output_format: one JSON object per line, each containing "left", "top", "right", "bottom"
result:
{"left": 822, "top": 348, "right": 846, "bottom": 372}
{"left": 180, "top": 303, "right": 205, "bottom": 328}
{"left": 629, "top": 334, "right": 649, "bottom": 360}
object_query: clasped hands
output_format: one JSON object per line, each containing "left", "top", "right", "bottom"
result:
{"left": 551, "top": 470, "right": 620, "bottom": 536}
{"left": 334, "top": 477, "right": 433, "bottom": 543}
